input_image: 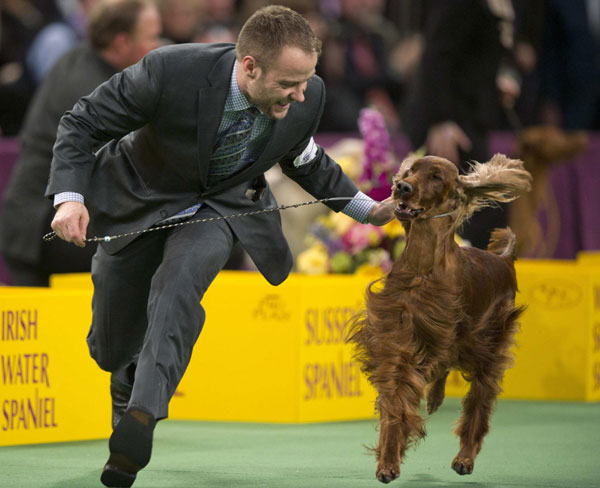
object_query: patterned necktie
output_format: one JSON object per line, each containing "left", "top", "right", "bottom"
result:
{"left": 207, "top": 107, "right": 259, "bottom": 186}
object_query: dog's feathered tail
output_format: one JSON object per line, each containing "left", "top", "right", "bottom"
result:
{"left": 487, "top": 227, "right": 518, "bottom": 261}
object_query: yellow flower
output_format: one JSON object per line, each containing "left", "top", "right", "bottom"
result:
{"left": 355, "top": 263, "right": 384, "bottom": 277}
{"left": 336, "top": 155, "right": 362, "bottom": 181}
{"left": 329, "top": 211, "right": 355, "bottom": 235}
{"left": 316, "top": 213, "right": 334, "bottom": 229}
{"left": 297, "top": 242, "right": 329, "bottom": 275}
{"left": 367, "top": 227, "right": 383, "bottom": 246}
{"left": 382, "top": 219, "right": 405, "bottom": 238}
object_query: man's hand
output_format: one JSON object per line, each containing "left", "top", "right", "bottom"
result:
{"left": 367, "top": 197, "right": 395, "bottom": 226}
{"left": 51, "top": 201, "right": 90, "bottom": 247}
{"left": 425, "top": 121, "right": 472, "bottom": 167}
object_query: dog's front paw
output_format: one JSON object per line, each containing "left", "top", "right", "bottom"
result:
{"left": 376, "top": 465, "right": 400, "bottom": 484}
{"left": 451, "top": 455, "right": 474, "bottom": 475}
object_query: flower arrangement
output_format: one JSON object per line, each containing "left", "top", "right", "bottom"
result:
{"left": 297, "top": 108, "right": 406, "bottom": 276}
{"left": 297, "top": 108, "right": 471, "bottom": 275}
{"left": 297, "top": 108, "right": 465, "bottom": 275}
{"left": 297, "top": 212, "right": 406, "bottom": 276}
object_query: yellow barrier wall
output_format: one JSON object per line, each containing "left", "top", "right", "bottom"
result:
{"left": 0, "top": 288, "right": 110, "bottom": 446}
{"left": 168, "top": 273, "right": 377, "bottom": 423}
{"left": 4, "top": 258, "right": 599, "bottom": 446}
{"left": 50, "top": 262, "right": 600, "bottom": 406}
{"left": 577, "top": 251, "right": 600, "bottom": 265}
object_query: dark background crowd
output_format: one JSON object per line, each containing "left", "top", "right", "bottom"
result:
{"left": 0, "top": 0, "right": 599, "bottom": 285}
{"left": 2, "top": 0, "right": 600, "bottom": 137}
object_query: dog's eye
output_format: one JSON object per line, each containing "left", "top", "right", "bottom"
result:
{"left": 431, "top": 173, "right": 443, "bottom": 181}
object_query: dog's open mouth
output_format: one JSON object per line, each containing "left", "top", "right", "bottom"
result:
{"left": 394, "top": 202, "right": 423, "bottom": 220}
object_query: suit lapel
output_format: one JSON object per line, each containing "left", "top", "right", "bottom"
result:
{"left": 197, "top": 50, "right": 236, "bottom": 190}
{"left": 232, "top": 101, "right": 306, "bottom": 169}
{"left": 256, "top": 116, "right": 292, "bottom": 163}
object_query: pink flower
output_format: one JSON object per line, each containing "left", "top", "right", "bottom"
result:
{"left": 341, "top": 223, "right": 385, "bottom": 254}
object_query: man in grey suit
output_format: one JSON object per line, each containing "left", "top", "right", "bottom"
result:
{"left": 0, "top": 0, "right": 161, "bottom": 286}
{"left": 46, "top": 5, "right": 394, "bottom": 487}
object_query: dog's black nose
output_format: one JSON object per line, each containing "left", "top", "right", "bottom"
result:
{"left": 396, "top": 181, "right": 413, "bottom": 196}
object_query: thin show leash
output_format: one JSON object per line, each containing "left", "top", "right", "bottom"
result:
{"left": 42, "top": 197, "right": 455, "bottom": 244}
{"left": 44, "top": 106, "right": 516, "bottom": 245}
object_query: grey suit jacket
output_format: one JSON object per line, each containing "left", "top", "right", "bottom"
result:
{"left": 45, "top": 43, "right": 360, "bottom": 285}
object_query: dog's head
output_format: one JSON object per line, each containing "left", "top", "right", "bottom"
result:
{"left": 391, "top": 154, "right": 532, "bottom": 227}
{"left": 391, "top": 156, "right": 460, "bottom": 222}
{"left": 516, "top": 125, "right": 588, "bottom": 169}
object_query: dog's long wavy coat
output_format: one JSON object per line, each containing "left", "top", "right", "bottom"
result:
{"left": 348, "top": 154, "right": 532, "bottom": 483}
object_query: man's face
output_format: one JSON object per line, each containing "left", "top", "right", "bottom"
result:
{"left": 243, "top": 46, "right": 318, "bottom": 120}
{"left": 125, "top": 5, "right": 162, "bottom": 66}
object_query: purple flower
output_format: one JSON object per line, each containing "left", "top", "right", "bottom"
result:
{"left": 358, "top": 108, "right": 394, "bottom": 199}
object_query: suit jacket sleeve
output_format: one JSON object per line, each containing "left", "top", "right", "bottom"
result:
{"left": 278, "top": 76, "right": 360, "bottom": 212}
{"left": 46, "top": 50, "right": 165, "bottom": 200}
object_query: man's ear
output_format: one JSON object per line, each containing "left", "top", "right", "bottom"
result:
{"left": 241, "top": 55, "right": 259, "bottom": 79}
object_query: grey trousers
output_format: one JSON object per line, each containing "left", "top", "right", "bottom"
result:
{"left": 87, "top": 206, "right": 236, "bottom": 419}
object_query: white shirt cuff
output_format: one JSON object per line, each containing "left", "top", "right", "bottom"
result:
{"left": 54, "top": 192, "right": 84, "bottom": 208}
{"left": 341, "top": 191, "right": 376, "bottom": 224}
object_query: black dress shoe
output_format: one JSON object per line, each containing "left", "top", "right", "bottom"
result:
{"left": 101, "top": 463, "right": 136, "bottom": 488}
{"left": 100, "top": 408, "right": 156, "bottom": 488}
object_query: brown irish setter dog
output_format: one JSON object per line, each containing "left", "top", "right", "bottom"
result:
{"left": 348, "top": 154, "right": 532, "bottom": 483}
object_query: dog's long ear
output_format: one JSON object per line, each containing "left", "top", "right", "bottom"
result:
{"left": 457, "top": 154, "right": 532, "bottom": 216}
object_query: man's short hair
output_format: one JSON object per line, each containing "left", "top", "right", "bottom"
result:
{"left": 236, "top": 5, "right": 322, "bottom": 70}
{"left": 89, "top": 0, "right": 151, "bottom": 51}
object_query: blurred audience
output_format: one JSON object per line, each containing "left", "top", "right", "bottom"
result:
{"left": 316, "top": 0, "right": 402, "bottom": 132}
{"left": 539, "top": 0, "right": 600, "bottom": 129}
{"left": 507, "top": 0, "right": 545, "bottom": 130}
{"left": 25, "top": 0, "right": 100, "bottom": 86}
{"left": 193, "top": 0, "right": 239, "bottom": 43}
{"left": 0, "top": 0, "right": 63, "bottom": 135}
{"left": 402, "top": 0, "right": 519, "bottom": 249}
{"left": 2, "top": 0, "right": 600, "bottom": 273}
{"left": 4, "top": 0, "right": 600, "bottom": 137}
{"left": 0, "top": 0, "right": 161, "bottom": 286}
{"left": 158, "top": 0, "right": 204, "bottom": 43}
{"left": 384, "top": 0, "right": 427, "bottom": 97}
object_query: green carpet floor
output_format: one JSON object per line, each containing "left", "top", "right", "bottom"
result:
{"left": 1, "top": 399, "right": 598, "bottom": 488}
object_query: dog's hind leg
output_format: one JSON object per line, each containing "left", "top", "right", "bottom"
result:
{"left": 452, "top": 302, "right": 522, "bottom": 475}
{"left": 451, "top": 372, "right": 501, "bottom": 475}
{"left": 426, "top": 370, "right": 449, "bottom": 415}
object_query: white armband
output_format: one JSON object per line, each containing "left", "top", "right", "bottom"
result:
{"left": 293, "top": 137, "right": 318, "bottom": 167}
